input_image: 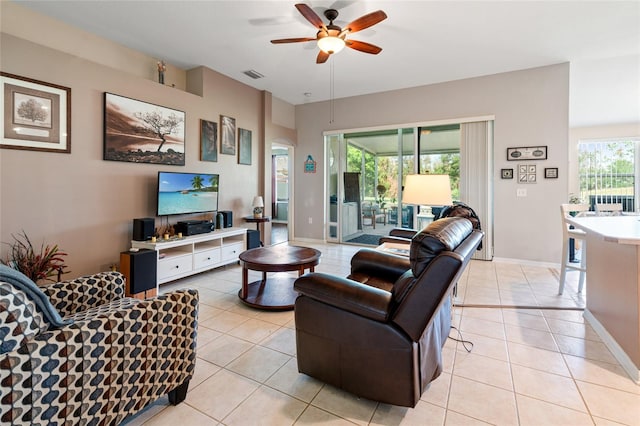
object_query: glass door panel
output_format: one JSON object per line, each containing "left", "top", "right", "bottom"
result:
{"left": 326, "top": 135, "right": 340, "bottom": 241}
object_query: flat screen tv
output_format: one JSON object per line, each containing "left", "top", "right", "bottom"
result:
{"left": 157, "top": 171, "right": 219, "bottom": 216}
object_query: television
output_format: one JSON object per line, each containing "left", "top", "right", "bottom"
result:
{"left": 157, "top": 171, "right": 219, "bottom": 216}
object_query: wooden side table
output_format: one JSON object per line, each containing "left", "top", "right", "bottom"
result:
{"left": 238, "top": 245, "right": 321, "bottom": 310}
{"left": 243, "top": 215, "right": 270, "bottom": 246}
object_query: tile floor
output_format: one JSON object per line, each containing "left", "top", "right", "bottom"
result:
{"left": 124, "top": 242, "right": 640, "bottom": 426}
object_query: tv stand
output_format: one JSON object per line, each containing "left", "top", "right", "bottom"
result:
{"left": 131, "top": 227, "right": 247, "bottom": 288}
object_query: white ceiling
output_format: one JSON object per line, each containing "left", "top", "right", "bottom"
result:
{"left": 16, "top": 0, "right": 640, "bottom": 126}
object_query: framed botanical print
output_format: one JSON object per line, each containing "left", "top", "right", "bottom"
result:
{"left": 1, "top": 72, "right": 71, "bottom": 153}
{"left": 238, "top": 128, "right": 251, "bottom": 165}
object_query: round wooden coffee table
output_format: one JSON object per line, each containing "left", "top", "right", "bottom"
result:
{"left": 238, "top": 245, "right": 321, "bottom": 310}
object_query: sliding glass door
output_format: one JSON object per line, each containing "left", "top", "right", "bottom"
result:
{"left": 325, "top": 119, "right": 493, "bottom": 258}
{"left": 325, "top": 129, "right": 416, "bottom": 243}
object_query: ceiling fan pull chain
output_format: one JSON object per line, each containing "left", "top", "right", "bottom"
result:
{"left": 329, "top": 60, "right": 335, "bottom": 124}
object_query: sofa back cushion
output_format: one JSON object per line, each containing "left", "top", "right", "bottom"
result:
{"left": 0, "top": 283, "right": 48, "bottom": 354}
{"left": 409, "top": 217, "right": 473, "bottom": 277}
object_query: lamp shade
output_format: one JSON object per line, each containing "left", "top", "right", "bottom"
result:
{"left": 402, "top": 174, "right": 453, "bottom": 206}
{"left": 252, "top": 196, "right": 264, "bottom": 208}
{"left": 317, "top": 31, "right": 345, "bottom": 54}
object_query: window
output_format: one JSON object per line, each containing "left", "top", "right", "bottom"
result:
{"left": 578, "top": 138, "right": 638, "bottom": 211}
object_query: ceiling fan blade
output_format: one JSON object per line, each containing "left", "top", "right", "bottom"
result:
{"left": 271, "top": 37, "right": 317, "bottom": 44}
{"left": 295, "top": 3, "right": 327, "bottom": 30}
{"left": 345, "top": 39, "right": 382, "bottom": 54}
{"left": 344, "top": 10, "right": 387, "bottom": 33}
{"left": 316, "top": 50, "right": 330, "bottom": 64}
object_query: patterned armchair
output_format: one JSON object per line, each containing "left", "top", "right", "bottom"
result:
{"left": 0, "top": 266, "right": 198, "bottom": 425}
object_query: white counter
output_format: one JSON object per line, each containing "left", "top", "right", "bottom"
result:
{"left": 566, "top": 215, "right": 640, "bottom": 383}
{"left": 567, "top": 215, "right": 640, "bottom": 245}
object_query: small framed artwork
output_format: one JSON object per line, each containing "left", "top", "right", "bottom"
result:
{"left": 1, "top": 72, "right": 71, "bottom": 153}
{"left": 220, "top": 115, "right": 236, "bottom": 155}
{"left": 501, "top": 168, "right": 513, "bottom": 179}
{"left": 545, "top": 167, "right": 558, "bottom": 179}
{"left": 304, "top": 155, "right": 317, "bottom": 173}
{"left": 104, "top": 92, "right": 185, "bottom": 165}
{"left": 200, "top": 119, "right": 217, "bottom": 162}
{"left": 518, "top": 164, "right": 537, "bottom": 183}
{"left": 238, "top": 128, "right": 252, "bottom": 165}
{"left": 507, "top": 146, "right": 548, "bottom": 161}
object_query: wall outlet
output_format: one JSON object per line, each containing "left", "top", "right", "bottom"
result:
{"left": 516, "top": 188, "right": 527, "bottom": 197}
{"left": 308, "top": 217, "right": 313, "bottom": 224}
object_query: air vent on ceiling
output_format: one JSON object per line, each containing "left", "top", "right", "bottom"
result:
{"left": 243, "top": 69, "right": 264, "bottom": 79}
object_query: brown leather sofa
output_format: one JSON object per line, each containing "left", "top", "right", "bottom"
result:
{"left": 294, "top": 217, "right": 483, "bottom": 407}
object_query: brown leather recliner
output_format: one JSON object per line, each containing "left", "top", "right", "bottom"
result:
{"left": 294, "top": 217, "right": 483, "bottom": 407}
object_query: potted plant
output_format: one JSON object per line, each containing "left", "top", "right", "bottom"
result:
{"left": 2, "top": 231, "right": 69, "bottom": 284}
{"left": 376, "top": 184, "right": 387, "bottom": 208}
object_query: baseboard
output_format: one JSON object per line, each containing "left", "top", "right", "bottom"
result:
{"left": 584, "top": 309, "right": 640, "bottom": 384}
{"left": 291, "top": 237, "right": 326, "bottom": 244}
{"left": 492, "top": 256, "right": 560, "bottom": 269}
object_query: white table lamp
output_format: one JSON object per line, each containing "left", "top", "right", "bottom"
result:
{"left": 402, "top": 174, "right": 453, "bottom": 215}
{"left": 252, "top": 196, "right": 264, "bottom": 218}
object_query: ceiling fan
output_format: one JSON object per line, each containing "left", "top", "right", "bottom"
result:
{"left": 271, "top": 3, "right": 387, "bottom": 64}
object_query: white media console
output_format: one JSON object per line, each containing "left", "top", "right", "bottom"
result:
{"left": 131, "top": 227, "right": 247, "bottom": 286}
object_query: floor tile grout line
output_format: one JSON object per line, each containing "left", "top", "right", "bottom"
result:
{"left": 140, "top": 244, "right": 636, "bottom": 426}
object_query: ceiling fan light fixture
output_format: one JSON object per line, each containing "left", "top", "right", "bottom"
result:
{"left": 317, "top": 34, "right": 345, "bottom": 54}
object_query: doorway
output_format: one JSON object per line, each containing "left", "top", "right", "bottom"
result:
{"left": 271, "top": 144, "right": 291, "bottom": 245}
{"left": 324, "top": 119, "right": 493, "bottom": 259}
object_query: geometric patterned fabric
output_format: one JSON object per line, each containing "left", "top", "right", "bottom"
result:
{"left": 0, "top": 271, "right": 199, "bottom": 425}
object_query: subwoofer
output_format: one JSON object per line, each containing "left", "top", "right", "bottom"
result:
{"left": 246, "top": 229, "right": 261, "bottom": 249}
{"left": 219, "top": 210, "right": 233, "bottom": 228}
{"left": 120, "top": 249, "right": 157, "bottom": 297}
{"left": 133, "top": 218, "right": 155, "bottom": 241}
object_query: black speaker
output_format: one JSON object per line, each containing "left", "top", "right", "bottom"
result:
{"left": 133, "top": 218, "right": 155, "bottom": 241}
{"left": 220, "top": 210, "right": 233, "bottom": 228}
{"left": 120, "top": 249, "right": 157, "bottom": 295}
{"left": 247, "top": 229, "right": 261, "bottom": 249}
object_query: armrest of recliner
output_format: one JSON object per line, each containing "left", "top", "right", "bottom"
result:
{"left": 350, "top": 248, "right": 410, "bottom": 283}
{"left": 378, "top": 235, "right": 411, "bottom": 245}
{"left": 294, "top": 272, "right": 392, "bottom": 322}
{"left": 389, "top": 228, "right": 418, "bottom": 239}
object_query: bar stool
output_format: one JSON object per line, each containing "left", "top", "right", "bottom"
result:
{"left": 559, "top": 203, "right": 590, "bottom": 295}
{"left": 595, "top": 203, "right": 623, "bottom": 216}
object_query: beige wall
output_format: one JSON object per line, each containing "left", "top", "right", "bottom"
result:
{"left": 295, "top": 63, "right": 570, "bottom": 263}
{"left": 0, "top": 30, "right": 274, "bottom": 276}
{"left": 4, "top": 2, "right": 635, "bottom": 270}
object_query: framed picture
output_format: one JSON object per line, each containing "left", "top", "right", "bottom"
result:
{"left": 518, "top": 164, "right": 537, "bottom": 183}
{"left": 104, "top": 92, "right": 185, "bottom": 165}
{"left": 238, "top": 128, "right": 252, "bottom": 165}
{"left": 501, "top": 168, "right": 513, "bottom": 179}
{"left": 220, "top": 115, "right": 236, "bottom": 155}
{"left": 545, "top": 167, "right": 558, "bottom": 179}
{"left": 1, "top": 72, "right": 71, "bottom": 153}
{"left": 200, "top": 119, "right": 218, "bottom": 162}
{"left": 507, "top": 146, "right": 548, "bottom": 161}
